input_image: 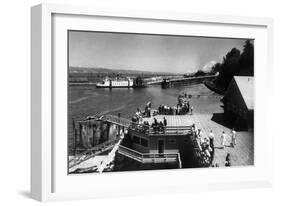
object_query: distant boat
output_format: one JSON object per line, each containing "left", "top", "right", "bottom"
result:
{"left": 96, "top": 77, "right": 134, "bottom": 88}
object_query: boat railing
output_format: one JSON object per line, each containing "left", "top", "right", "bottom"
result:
{"left": 101, "top": 114, "right": 132, "bottom": 127}
{"left": 77, "top": 114, "right": 192, "bottom": 138}
{"left": 118, "top": 145, "right": 144, "bottom": 159}
{"left": 148, "top": 125, "right": 192, "bottom": 135}
{"left": 118, "top": 145, "right": 179, "bottom": 163}
{"left": 130, "top": 122, "right": 150, "bottom": 134}
{"left": 129, "top": 123, "right": 192, "bottom": 135}
{"left": 78, "top": 114, "right": 192, "bottom": 136}
{"left": 141, "top": 153, "right": 178, "bottom": 159}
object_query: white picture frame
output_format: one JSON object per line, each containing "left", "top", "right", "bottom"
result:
{"left": 31, "top": 3, "right": 274, "bottom": 202}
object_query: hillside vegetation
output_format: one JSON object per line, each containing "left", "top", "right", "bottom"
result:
{"left": 210, "top": 40, "right": 254, "bottom": 91}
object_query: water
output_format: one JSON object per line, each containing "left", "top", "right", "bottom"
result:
{"left": 68, "top": 84, "right": 221, "bottom": 148}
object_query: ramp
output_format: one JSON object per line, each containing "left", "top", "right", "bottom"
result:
{"left": 118, "top": 145, "right": 182, "bottom": 167}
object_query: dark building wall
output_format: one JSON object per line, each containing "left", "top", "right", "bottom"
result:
{"left": 223, "top": 79, "right": 253, "bottom": 129}
{"left": 248, "top": 110, "right": 254, "bottom": 128}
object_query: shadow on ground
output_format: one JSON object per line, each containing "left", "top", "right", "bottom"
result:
{"left": 211, "top": 113, "right": 247, "bottom": 131}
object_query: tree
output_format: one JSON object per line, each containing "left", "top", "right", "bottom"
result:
{"left": 215, "top": 48, "right": 241, "bottom": 87}
{"left": 194, "top": 70, "right": 207, "bottom": 76}
{"left": 211, "top": 40, "right": 254, "bottom": 91}
{"left": 211, "top": 63, "right": 222, "bottom": 74}
{"left": 239, "top": 40, "right": 254, "bottom": 76}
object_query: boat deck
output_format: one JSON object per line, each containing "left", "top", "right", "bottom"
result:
{"left": 143, "top": 113, "right": 254, "bottom": 167}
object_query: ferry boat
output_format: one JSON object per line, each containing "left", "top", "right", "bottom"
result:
{"left": 96, "top": 77, "right": 134, "bottom": 88}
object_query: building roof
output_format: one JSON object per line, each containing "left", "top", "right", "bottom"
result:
{"left": 233, "top": 76, "right": 254, "bottom": 110}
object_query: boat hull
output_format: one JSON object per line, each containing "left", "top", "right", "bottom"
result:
{"left": 96, "top": 79, "right": 134, "bottom": 88}
{"left": 96, "top": 84, "right": 134, "bottom": 88}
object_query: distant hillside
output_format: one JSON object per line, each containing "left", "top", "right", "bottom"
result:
{"left": 69, "top": 66, "right": 180, "bottom": 75}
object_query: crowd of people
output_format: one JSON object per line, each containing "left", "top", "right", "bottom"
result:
{"left": 151, "top": 117, "right": 167, "bottom": 133}
{"left": 192, "top": 124, "right": 237, "bottom": 167}
{"left": 178, "top": 93, "right": 194, "bottom": 115}
{"left": 156, "top": 93, "right": 194, "bottom": 116}
{"left": 131, "top": 104, "right": 169, "bottom": 134}
{"left": 134, "top": 94, "right": 194, "bottom": 122}
{"left": 131, "top": 115, "right": 168, "bottom": 134}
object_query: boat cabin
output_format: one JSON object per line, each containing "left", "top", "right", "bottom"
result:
{"left": 127, "top": 115, "right": 194, "bottom": 155}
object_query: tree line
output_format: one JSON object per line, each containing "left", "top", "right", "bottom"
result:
{"left": 210, "top": 40, "right": 254, "bottom": 90}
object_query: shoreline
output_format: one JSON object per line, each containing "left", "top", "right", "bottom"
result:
{"left": 203, "top": 79, "right": 225, "bottom": 95}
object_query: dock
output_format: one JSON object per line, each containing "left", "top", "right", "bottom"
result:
{"left": 161, "top": 74, "right": 218, "bottom": 88}
{"left": 143, "top": 113, "right": 253, "bottom": 167}
{"left": 70, "top": 91, "right": 253, "bottom": 172}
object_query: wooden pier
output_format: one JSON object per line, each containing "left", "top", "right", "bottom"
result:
{"left": 143, "top": 113, "right": 253, "bottom": 167}
{"left": 161, "top": 74, "right": 218, "bottom": 88}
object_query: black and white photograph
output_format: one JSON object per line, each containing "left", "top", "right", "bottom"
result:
{"left": 67, "top": 31, "right": 254, "bottom": 174}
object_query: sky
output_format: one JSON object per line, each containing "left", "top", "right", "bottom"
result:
{"left": 69, "top": 31, "right": 249, "bottom": 74}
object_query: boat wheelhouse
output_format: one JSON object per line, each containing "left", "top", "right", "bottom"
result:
{"left": 123, "top": 115, "right": 204, "bottom": 167}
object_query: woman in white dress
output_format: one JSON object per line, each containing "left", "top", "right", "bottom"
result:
{"left": 221, "top": 131, "right": 226, "bottom": 148}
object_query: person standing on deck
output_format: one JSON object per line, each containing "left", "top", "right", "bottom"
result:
{"left": 163, "top": 117, "right": 167, "bottom": 127}
{"left": 231, "top": 128, "right": 237, "bottom": 147}
{"left": 162, "top": 117, "right": 167, "bottom": 133}
{"left": 221, "top": 131, "right": 226, "bottom": 148}
{"left": 190, "top": 106, "right": 194, "bottom": 115}
{"left": 187, "top": 101, "right": 190, "bottom": 113}
{"left": 153, "top": 117, "right": 157, "bottom": 126}
{"left": 159, "top": 121, "right": 164, "bottom": 133}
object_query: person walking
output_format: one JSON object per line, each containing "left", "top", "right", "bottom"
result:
{"left": 221, "top": 131, "right": 226, "bottom": 148}
{"left": 231, "top": 128, "right": 237, "bottom": 147}
{"left": 208, "top": 130, "right": 214, "bottom": 144}
{"left": 210, "top": 146, "right": 215, "bottom": 165}
{"left": 225, "top": 153, "right": 231, "bottom": 167}
{"left": 208, "top": 130, "right": 215, "bottom": 164}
